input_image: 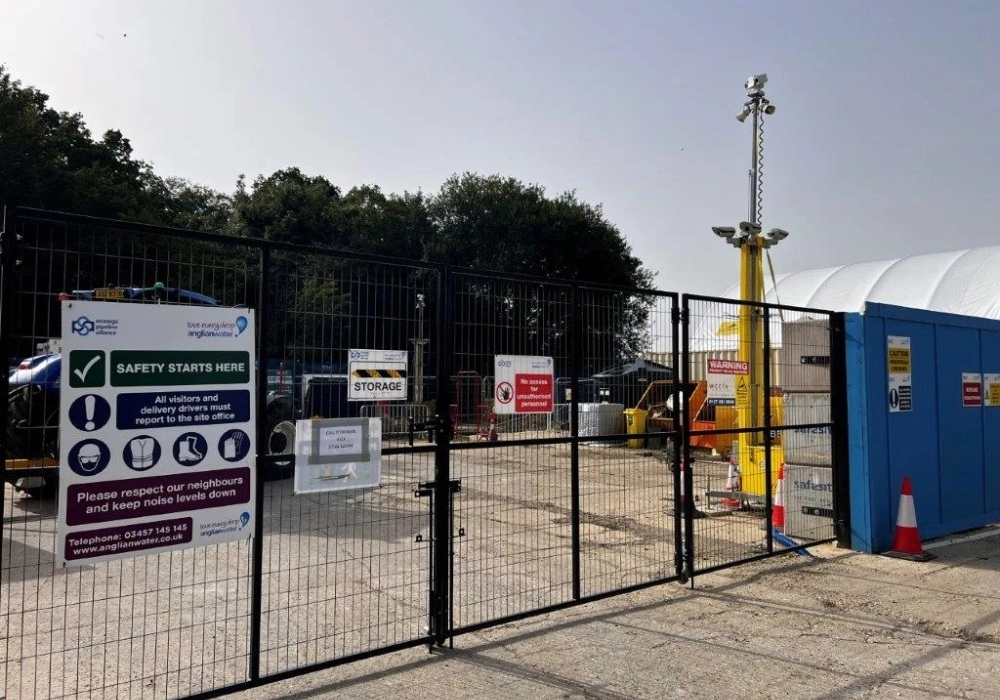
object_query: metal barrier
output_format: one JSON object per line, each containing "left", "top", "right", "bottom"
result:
{"left": 0, "top": 208, "right": 847, "bottom": 699}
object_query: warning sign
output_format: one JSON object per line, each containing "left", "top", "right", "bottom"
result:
{"left": 888, "top": 345, "right": 911, "bottom": 375}
{"left": 962, "top": 373, "right": 983, "bottom": 408}
{"left": 494, "top": 355, "right": 554, "bottom": 414}
{"left": 887, "top": 336, "right": 912, "bottom": 413}
{"left": 735, "top": 375, "right": 750, "bottom": 408}
{"left": 348, "top": 349, "right": 407, "bottom": 401}
{"left": 706, "top": 359, "right": 749, "bottom": 406}
{"left": 985, "top": 374, "right": 1000, "bottom": 407}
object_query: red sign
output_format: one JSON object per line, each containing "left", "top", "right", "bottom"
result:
{"left": 515, "top": 373, "right": 553, "bottom": 413}
{"left": 963, "top": 381, "right": 982, "bottom": 407}
{"left": 707, "top": 359, "right": 749, "bottom": 375}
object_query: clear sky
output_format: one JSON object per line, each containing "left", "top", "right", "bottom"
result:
{"left": 3, "top": 1, "right": 999, "bottom": 295}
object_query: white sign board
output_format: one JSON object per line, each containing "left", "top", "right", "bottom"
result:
{"left": 706, "top": 359, "right": 749, "bottom": 406}
{"left": 494, "top": 355, "right": 554, "bottom": 414}
{"left": 887, "top": 335, "right": 912, "bottom": 413}
{"left": 57, "top": 300, "right": 256, "bottom": 567}
{"left": 348, "top": 349, "right": 407, "bottom": 401}
{"left": 293, "top": 418, "right": 382, "bottom": 493}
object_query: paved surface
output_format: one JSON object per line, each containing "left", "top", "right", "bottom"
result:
{"left": 225, "top": 531, "right": 1000, "bottom": 700}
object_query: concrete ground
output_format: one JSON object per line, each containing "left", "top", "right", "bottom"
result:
{"left": 227, "top": 530, "right": 1000, "bottom": 700}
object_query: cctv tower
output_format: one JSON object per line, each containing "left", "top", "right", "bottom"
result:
{"left": 715, "top": 74, "right": 787, "bottom": 499}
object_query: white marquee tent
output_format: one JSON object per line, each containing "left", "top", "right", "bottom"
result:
{"left": 679, "top": 247, "right": 1000, "bottom": 355}
{"left": 720, "top": 247, "right": 1000, "bottom": 319}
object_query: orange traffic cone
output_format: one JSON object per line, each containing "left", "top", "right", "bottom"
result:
{"left": 772, "top": 464, "right": 786, "bottom": 532}
{"left": 884, "top": 476, "right": 936, "bottom": 561}
{"left": 721, "top": 453, "right": 741, "bottom": 510}
{"left": 487, "top": 413, "right": 498, "bottom": 442}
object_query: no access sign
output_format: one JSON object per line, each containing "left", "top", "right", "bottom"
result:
{"left": 494, "top": 355, "right": 554, "bottom": 414}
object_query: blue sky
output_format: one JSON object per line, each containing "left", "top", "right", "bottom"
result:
{"left": 3, "top": 1, "right": 999, "bottom": 294}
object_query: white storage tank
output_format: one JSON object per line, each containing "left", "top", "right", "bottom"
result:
{"left": 579, "top": 403, "right": 624, "bottom": 444}
{"left": 783, "top": 392, "right": 832, "bottom": 466}
{"left": 783, "top": 463, "right": 835, "bottom": 540}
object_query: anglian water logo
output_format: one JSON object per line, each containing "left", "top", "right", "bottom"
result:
{"left": 187, "top": 316, "right": 249, "bottom": 339}
{"left": 72, "top": 316, "right": 96, "bottom": 336}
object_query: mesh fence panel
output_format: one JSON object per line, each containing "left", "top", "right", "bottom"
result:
{"left": 2, "top": 218, "right": 256, "bottom": 699}
{"left": 683, "top": 295, "right": 836, "bottom": 574}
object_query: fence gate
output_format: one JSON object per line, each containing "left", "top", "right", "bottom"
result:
{"left": 680, "top": 294, "right": 849, "bottom": 579}
{"left": 1, "top": 208, "right": 847, "bottom": 700}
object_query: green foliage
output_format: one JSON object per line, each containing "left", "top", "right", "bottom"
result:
{"left": 2, "top": 65, "right": 657, "bottom": 365}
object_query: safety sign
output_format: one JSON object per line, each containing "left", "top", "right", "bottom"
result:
{"left": 887, "top": 335, "right": 913, "bottom": 413}
{"left": 347, "top": 349, "right": 407, "bottom": 401}
{"left": 962, "top": 373, "right": 983, "bottom": 408}
{"left": 706, "top": 359, "right": 749, "bottom": 406}
{"left": 57, "top": 300, "right": 256, "bottom": 567}
{"left": 985, "top": 374, "right": 1000, "bottom": 407}
{"left": 494, "top": 355, "right": 554, "bottom": 414}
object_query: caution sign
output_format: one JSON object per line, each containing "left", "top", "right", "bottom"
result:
{"left": 735, "top": 375, "right": 750, "bottom": 408}
{"left": 962, "top": 373, "right": 983, "bottom": 408}
{"left": 348, "top": 349, "right": 408, "bottom": 401}
{"left": 887, "top": 335, "right": 913, "bottom": 413}
{"left": 985, "top": 374, "right": 1000, "bottom": 407}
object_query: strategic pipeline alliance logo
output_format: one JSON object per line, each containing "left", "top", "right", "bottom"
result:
{"left": 71, "top": 316, "right": 95, "bottom": 336}
{"left": 71, "top": 315, "right": 119, "bottom": 337}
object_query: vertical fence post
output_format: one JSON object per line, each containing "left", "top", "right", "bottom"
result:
{"left": 432, "top": 266, "right": 454, "bottom": 645}
{"left": 680, "top": 296, "right": 695, "bottom": 585}
{"left": 248, "top": 244, "right": 270, "bottom": 682}
{"left": 762, "top": 304, "right": 774, "bottom": 553}
{"left": 0, "top": 206, "right": 16, "bottom": 574}
{"left": 829, "top": 312, "right": 852, "bottom": 547}
{"left": 671, "top": 297, "right": 684, "bottom": 580}
{"left": 569, "top": 284, "right": 582, "bottom": 600}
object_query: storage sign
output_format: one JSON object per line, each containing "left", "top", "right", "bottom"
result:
{"left": 348, "top": 349, "right": 407, "bottom": 401}
{"left": 57, "top": 300, "right": 256, "bottom": 567}
{"left": 706, "top": 359, "right": 749, "bottom": 406}
{"left": 494, "top": 355, "right": 554, "bottom": 414}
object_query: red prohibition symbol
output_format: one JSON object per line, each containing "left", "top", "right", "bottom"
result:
{"left": 496, "top": 381, "right": 514, "bottom": 404}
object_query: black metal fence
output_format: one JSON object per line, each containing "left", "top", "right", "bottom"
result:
{"left": 0, "top": 208, "right": 847, "bottom": 700}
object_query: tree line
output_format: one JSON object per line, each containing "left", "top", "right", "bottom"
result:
{"left": 1, "top": 65, "right": 657, "bottom": 370}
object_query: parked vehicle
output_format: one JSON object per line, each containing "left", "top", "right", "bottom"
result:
{"left": 5, "top": 286, "right": 293, "bottom": 498}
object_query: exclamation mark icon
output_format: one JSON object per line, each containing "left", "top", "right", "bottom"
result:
{"left": 84, "top": 395, "right": 96, "bottom": 431}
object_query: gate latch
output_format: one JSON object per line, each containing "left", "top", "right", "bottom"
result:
{"left": 408, "top": 415, "right": 449, "bottom": 446}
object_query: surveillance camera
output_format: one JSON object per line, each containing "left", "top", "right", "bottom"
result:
{"left": 763, "top": 103, "right": 776, "bottom": 115}
{"left": 767, "top": 228, "right": 789, "bottom": 241}
{"left": 739, "top": 221, "right": 751, "bottom": 234}
{"left": 745, "top": 73, "right": 768, "bottom": 91}
{"left": 712, "top": 226, "right": 737, "bottom": 239}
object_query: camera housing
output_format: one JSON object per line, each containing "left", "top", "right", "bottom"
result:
{"left": 745, "top": 73, "right": 768, "bottom": 91}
